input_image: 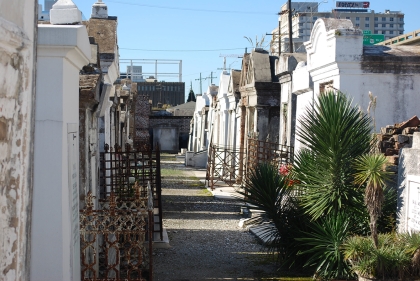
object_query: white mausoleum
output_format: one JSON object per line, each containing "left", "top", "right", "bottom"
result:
{"left": 279, "top": 18, "right": 420, "bottom": 152}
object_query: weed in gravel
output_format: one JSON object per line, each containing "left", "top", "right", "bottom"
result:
{"left": 188, "top": 182, "right": 202, "bottom": 187}
{"left": 160, "top": 153, "right": 177, "bottom": 161}
{"left": 197, "top": 188, "right": 212, "bottom": 196}
{"left": 161, "top": 168, "right": 184, "bottom": 177}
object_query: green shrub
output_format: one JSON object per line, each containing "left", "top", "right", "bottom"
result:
{"left": 296, "top": 212, "right": 354, "bottom": 280}
{"left": 293, "top": 91, "right": 371, "bottom": 220}
{"left": 290, "top": 91, "right": 372, "bottom": 279}
{"left": 342, "top": 233, "right": 420, "bottom": 279}
{"left": 239, "top": 163, "right": 306, "bottom": 267}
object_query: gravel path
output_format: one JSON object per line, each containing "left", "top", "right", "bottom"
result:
{"left": 153, "top": 161, "right": 279, "bottom": 281}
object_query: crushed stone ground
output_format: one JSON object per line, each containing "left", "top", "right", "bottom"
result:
{"left": 153, "top": 159, "right": 280, "bottom": 281}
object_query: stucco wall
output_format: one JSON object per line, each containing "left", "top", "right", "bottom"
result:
{"left": 305, "top": 19, "right": 420, "bottom": 134}
{"left": 309, "top": 61, "right": 420, "bottom": 133}
{"left": 0, "top": 1, "right": 37, "bottom": 280}
{"left": 31, "top": 24, "right": 90, "bottom": 281}
{"left": 295, "top": 91, "right": 313, "bottom": 152}
{"left": 150, "top": 116, "right": 191, "bottom": 150}
{"left": 153, "top": 127, "right": 179, "bottom": 152}
{"left": 339, "top": 73, "right": 420, "bottom": 131}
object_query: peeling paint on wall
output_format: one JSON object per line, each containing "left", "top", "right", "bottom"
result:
{"left": 0, "top": 1, "right": 37, "bottom": 280}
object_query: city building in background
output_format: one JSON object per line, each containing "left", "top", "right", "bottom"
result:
{"left": 270, "top": 1, "right": 404, "bottom": 54}
{"left": 38, "top": 0, "right": 57, "bottom": 21}
{"left": 125, "top": 65, "right": 145, "bottom": 82}
{"left": 136, "top": 79, "right": 185, "bottom": 108}
{"left": 44, "top": 0, "right": 57, "bottom": 11}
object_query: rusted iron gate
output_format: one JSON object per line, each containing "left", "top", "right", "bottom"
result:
{"left": 206, "top": 139, "right": 294, "bottom": 188}
{"left": 80, "top": 183, "right": 153, "bottom": 281}
{"left": 206, "top": 144, "right": 246, "bottom": 190}
{"left": 99, "top": 143, "right": 163, "bottom": 241}
{"left": 246, "top": 138, "right": 294, "bottom": 176}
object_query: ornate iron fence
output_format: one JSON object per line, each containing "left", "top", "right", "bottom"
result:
{"left": 80, "top": 182, "right": 153, "bottom": 281}
{"left": 99, "top": 143, "right": 163, "bottom": 241}
{"left": 206, "top": 145, "right": 246, "bottom": 190}
{"left": 246, "top": 138, "right": 294, "bottom": 176}
{"left": 206, "top": 139, "right": 294, "bottom": 188}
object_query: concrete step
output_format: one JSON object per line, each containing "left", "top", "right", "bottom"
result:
{"left": 238, "top": 218, "right": 252, "bottom": 228}
{"left": 153, "top": 228, "right": 170, "bottom": 248}
{"left": 249, "top": 209, "right": 264, "bottom": 218}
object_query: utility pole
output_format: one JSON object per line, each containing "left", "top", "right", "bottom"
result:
{"left": 267, "top": 8, "right": 292, "bottom": 56}
{"left": 218, "top": 55, "right": 243, "bottom": 72}
{"left": 278, "top": 14, "right": 281, "bottom": 55}
{"left": 217, "top": 59, "right": 239, "bottom": 72}
{"left": 195, "top": 73, "right": 203, "bottom": 95}
{"left": 288, "top": 0, "right": 294, "bottom": 53}
{"left": 209, "top": 72, "right": 217, "bottom": 84}
{"left": 195, "top": 72, "right": 218, "bottom": 94}
{"left": 266, "top": 14, "right": 282, "bottom": 56}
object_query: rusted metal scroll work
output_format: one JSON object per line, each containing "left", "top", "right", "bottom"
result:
{"left": 99, "top": 143, "right": 163, "bottom": 241}
{"left": 80, "top": 182, "right": 153, "bottom": 281}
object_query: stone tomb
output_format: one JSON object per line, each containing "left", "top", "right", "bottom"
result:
{"left": 397, "top": 132, "right": 420, "bottom": 233}
{"left": 31, "top": 9, "right": 90, "bottom": 281}
{"left": 405, "top": 175, "right": 420, "bottom": 232}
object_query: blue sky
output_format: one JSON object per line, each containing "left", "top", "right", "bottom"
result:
{"left": 40, "top": 0, "right": 420, "bottom": 99}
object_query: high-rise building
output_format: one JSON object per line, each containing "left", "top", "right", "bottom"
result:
{"left": 126, "top": 66, "right": 145, "bottom": 82}
{"left": 38, "top": 0, "right": 57, "bottom": 21}
{"left": 44, "top": 0, "right": 57, "bottom": 11}
{"left": 270, "top": 1, "right": 404, "bottom": 54}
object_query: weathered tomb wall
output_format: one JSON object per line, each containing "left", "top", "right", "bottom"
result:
{"left": 0, "top": 1, "right": 37, "bottom": 280}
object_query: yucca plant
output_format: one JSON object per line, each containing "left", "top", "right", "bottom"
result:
{"left": 294, "top": 91, "right": 372, "bottom": 220}
{"left": 290, "top": 91, "right": 376, "bottom": 279}
{"left": 353, "top": 154, "right": 392, "bottom": 248}
{"left": 238, "top": 163, "right": 303, "bottom": 266}
{"left": 296, "top": 212, "right": 354, "bottom": 280}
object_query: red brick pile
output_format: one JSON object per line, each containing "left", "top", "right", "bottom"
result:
{"left": 377, "top": 116, "right": 420, "bottom": 166}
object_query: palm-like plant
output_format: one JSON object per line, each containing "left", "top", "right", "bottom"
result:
{"left": 294, "top": 91, "right": 372, "bottom": 220}
{"left": 297, "top": 212, "right": 354, "bottom": 280}
{"left": 238, "top": 163, "right": 302, "bottom": 265}
{"left": 353, "top": 154, "right": 391, "bottom": 248}
{"left": 244, "top": 35, "right": 267, "bottom": 49}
